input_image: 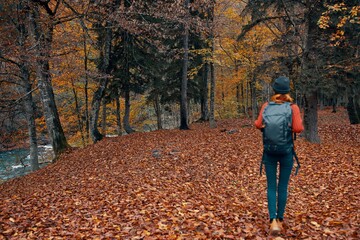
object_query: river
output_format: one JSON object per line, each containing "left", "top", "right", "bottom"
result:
{"left": 0, "top": 145, "right": 54, "bottom": 181}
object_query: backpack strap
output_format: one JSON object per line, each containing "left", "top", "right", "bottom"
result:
{"left": 293, "top": 147, "right": 300, "bottom": 175}
{"left": 292, "top": 133, "right": 300, "bottom": 175}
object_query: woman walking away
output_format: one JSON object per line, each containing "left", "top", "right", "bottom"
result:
{"left": 254, "top": 76, "right": 304, "bottom": 235}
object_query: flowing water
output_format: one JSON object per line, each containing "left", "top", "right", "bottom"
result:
{"left": 0, "top": 145, "right": 54, "bottom": 180}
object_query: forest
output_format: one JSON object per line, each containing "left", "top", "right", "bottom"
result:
{"left": 0, "top": 0, "right": 359, "bottom": 168}
{"left": 0, "top": 0, "right": 359, "bottom": 238}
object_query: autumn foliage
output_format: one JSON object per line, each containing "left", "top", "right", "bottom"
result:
{"left": 0, "top": 108, "right": 358, "bottom": 239}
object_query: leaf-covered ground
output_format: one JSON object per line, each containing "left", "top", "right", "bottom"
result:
{"left": 1, "top": 108, "right": 359, "bottom": 239}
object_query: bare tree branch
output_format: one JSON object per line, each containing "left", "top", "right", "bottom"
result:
{"left": 53, "top": 0, "right": 61, "bottom": 15}
{"left": 281, "top": 0, "right": 298, "bottom": 34}
{"left": 236, "top": 16, "right": 285, "bottom": 41}
{"left": 13, "top": 86, "right": 39, "bottom": 104}
{"left": 0, "top": 55, "right": 20, "bottom": 68}
{"left": 31, "top": 0, "right": 55, "bottom": 16}
{"left": 54, "top": 15, "right": 80, "bottom": 25}
{"left": 62, "top": 0, "right": 96, "bottom": 46}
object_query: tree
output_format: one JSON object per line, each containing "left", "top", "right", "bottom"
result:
{"left": 318, "top": 1, "right": 360, "bottom": 124}
{"left": 19, "top": 0, "right": 39, "bottom": 170}
{"left": 299, "top": 0, "right": 322, "bottom": 143}
{"left": 90, "top": 20, "right": 113, "bottom": 142}
{"left": 28, "top": 0, "right": 69, "bottom": 156}
{"left": 208, "top": 0, "right": 217, "bottom": 128}
{"left": 0, "top": 0, "right": 40, "bottom": 170}
{"left": 180, "top": 0, "right": 191, "bottom": 130}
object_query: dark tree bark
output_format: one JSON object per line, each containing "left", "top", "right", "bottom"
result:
{"left": 331, "top": 98, "right": 337, "bottom": 113}
{"left": 123, "top": 86, "right": 135, "bottom": 134}
{"left": 209, "top": 55, "right": 216, "bottom": 128}
{"left": 234, "top": 63, "right": 242, "bottom": 117}
{"left": 250, "top": 74, "right": 257, "bottom": 122}
{"left": 300, "top": 0, "right": 321, "bottom": 143}
{"left": 208, "top": 1, "right": 216, "bottom": 129}
{"left": 20, "top": 64, "right": 39, "bottom": 171}
{"left": 154, "top": 94, "right": 163, "bottom": 130}
{"left": 101, "top": 98, "right": 107, "bottom": 135}
{"left": 347, "top": 95, "right": 360, "bottom": 124}
{"left": 29, "top": 3, "right": 68, "bottom": 157}
{"left": 83, "top": 31, "right": 90, "bottom": 141}
{"left": 200, "top": 63, "right": 209, "bottom": 121}
{"left": 90, "top": 22, "right": 112, "bottom": 142}
{"left": 16, "top": 0, "right": 39, "bottom": 171}
{"left": 242, "top": 80, "right": 250, "bottom": 118}
{"left": 115, "top": 95, "right": 122, "bottom": 136}
{"left": 236, "top": 83, "right": 241, "bottom": 116}
{"left": 90, "top": 84, "right": 106, "bottom": 142}
{"left": 303, "top": 92, "right": 320, "bottom": 143}
{"left": 71, "top": 79, "right": 85, "bottom": 147}
{"left": 180, "top": 0, "right": 190, "bottom": 130}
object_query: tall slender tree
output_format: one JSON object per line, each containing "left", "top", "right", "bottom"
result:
{"left": 180, "top": 0, "right": 190, "bottom": 130}
{"left": 208, "top": 0, "right": 217, "bottom": 128}
{"left": 19, "top": 1, "right": 39, "bottom": 170}
{"left": 300, "top": 0, "right": 322, "bottom": 143}
{"left": 28, "top": 0, "right": 69, "bottom": 157}
{"left": 0, "top": 0, "right": 40, "bottom": 169}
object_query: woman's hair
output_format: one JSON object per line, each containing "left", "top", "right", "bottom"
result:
{"left": 271, "top": 93, "right": 293, "bottom": 103}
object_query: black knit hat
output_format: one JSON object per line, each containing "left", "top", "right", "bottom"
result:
{"left": 272, "top": 76, "right": 290, "bottom": 94}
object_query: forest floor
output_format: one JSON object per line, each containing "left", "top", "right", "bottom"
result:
{"left": 0, "top": 108, "right": 359, "bottom": 239}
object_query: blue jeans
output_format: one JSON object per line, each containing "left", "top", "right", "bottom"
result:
{"left": 264, "top": 150, "right": 293, "bottom": 220}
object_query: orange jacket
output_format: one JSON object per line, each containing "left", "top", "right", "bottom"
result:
{"left": 254, "top": 102, "right": 304, "bottom": 133}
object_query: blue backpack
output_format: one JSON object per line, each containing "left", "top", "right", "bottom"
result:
{"left": 260, "top": 102, "right": 300, "bottom": 175}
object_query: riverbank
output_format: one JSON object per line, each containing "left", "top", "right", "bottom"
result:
{"left": 0, "top": 145, "right": 54, "bottom": 181}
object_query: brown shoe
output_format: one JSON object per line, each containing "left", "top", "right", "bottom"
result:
{"left": 276, "top": 219, "right": 284, "bottom": 232}
{"left": 270, "top": 219, "right": 281, "bottom": 235}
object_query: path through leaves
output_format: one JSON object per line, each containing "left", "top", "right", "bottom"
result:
{"left": 0, "top": 109, "right": 359, "bottom": 239}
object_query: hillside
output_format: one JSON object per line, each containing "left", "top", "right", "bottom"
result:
{"left": 0, "top": 108, "right": 359, "bottom": 239}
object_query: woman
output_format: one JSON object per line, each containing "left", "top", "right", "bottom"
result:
{"left": 254, "top": 76, "right": 304, "bottom": 235}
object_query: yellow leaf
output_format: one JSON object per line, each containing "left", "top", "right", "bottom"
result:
{"left": 311, "top": 221, "right": 321, "bottom": 228}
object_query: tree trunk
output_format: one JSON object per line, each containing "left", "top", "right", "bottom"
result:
{"left": 90, "top": 85, "right": 106, "bottom": 142}
{"left": 154, "top": 94, "right": 163, "bottom": 130}
{"left": 332, "top": 98, "right": 337, "bottom": 113}
{"left": 234, "top": 63, "right": 241, "bottom": 117}
{"left": 115, "top": 95, "right": 122, "bottom": 136}
{"left": 241, "top": 80, "right": 249, "bottom": 118}
{"left": 18, "top": 0, "right": 39, "bottom": 171}
{"left": 304, "top": 92, "right": 320, "bottom": 143}
{"left": 245, "top": 80, "right": 250, "bottom": 118}
{"left": 71, "top": 80, "right": 85, "bottom": 147}
{"left": 319, "top": 90, "right": 324, "bottom": 110}
{"left": 101, "top": 98, "right": 107, "bottom": 135}
{"left": 347, "top": 95, "right": 360, "bottom": 124}
{"left": 300, "top": 0, "right": 320, "bottom": 143}
{"left": 236, "top": 84, "right": 241, "bottom": 117}
{"left": 200, "top": 63, "right": 209, "bottom": 121}
{"left": 90, "top": 22, "right": 112, "bottom": 142}
{"left": 250, "top": 75, "right": 257, "bottom": 122}
{"left": 208, "top": 1, "right": 216, "bottom": 129}
{"left": 21, "top": 64, "right": 39, "bottom": 171}
{"left": 209, "top": 56, "right": 216, "bottom": 128}
{"left": 83, "top": 31, "right": 90, "bottom": 142}
{"left": 180, "top": 0, "right": 190, "bottom": 130}
{"left": 29, "top": 5, "right": 68, "bottom": 158}
{"left": 123, "top": 87, "right": 135, "bottom": 134}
